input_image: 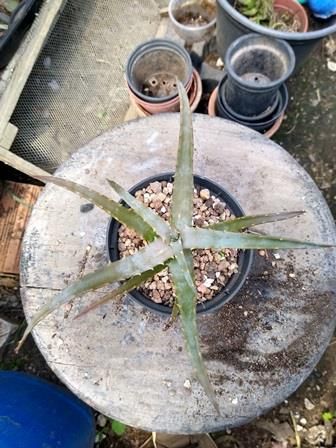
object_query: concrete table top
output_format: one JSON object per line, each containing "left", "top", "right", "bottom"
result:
{"left": 21, "top": 114, "right": 336, "bottom": 433}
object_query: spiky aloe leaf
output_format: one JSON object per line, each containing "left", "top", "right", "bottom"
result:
{"left": 0, "top": 149, "right": 155, "bottom": 241}
{"left": 38, "top": 176, "right": 155, "bottom": 242}
{"left": 107, "top": 179, "right": 171, "bottom": 241}
{"left": 208, "top": 211, "right": 305, "bottom": 232}
{"left": 169, "top": 259, "right": 219, "bottom": 414}
{"left": 182, "top": 227, "right": 334, "bottom": 250}
{"left": 16, "top": 239, "right": 173, "bottom": 351}
{"left": 171, "top": 240, "right": 195, "bottom": 290}
{"left": 74, "top": 264, "right": 165, "bottom": 319}
{"left": 171, "top": 80, "right": 194, "bottom": 232}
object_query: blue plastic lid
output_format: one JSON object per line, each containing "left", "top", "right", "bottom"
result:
{"left": 0, "top": 371, "right": 95, "bottom": 448}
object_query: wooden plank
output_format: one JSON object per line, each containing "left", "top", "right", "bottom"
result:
{"left": 0, "top": 182, "right": 41, "bottom": 275}
{"left": 0, "top": 123, "right": 18, "bottom": 151}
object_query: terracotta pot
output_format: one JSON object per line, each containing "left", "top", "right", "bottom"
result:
{"left": 130, "top": 69, "right": 203, "bottom": 116}
{"left": 207, "top": 87, "right": 284, "bottom": 138}
{"left": 274, "top": 0, "right": 309, "bottom": 33}
{"left": 128, "top": 75, "right": 193, "bottom": 114}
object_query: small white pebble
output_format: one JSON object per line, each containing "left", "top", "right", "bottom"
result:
{"left": 243, "top": 311, "right": 248, "bottom": 317}
{"left": 300, "top": 417, "right": 307, "bottom": 425}
{"left": 304, "top": 398, "right": 315, "bottom": 410}
{"left": 216, "top": 57, "right": 224, "bottom": 68}
{"left": 184, "top": 379, "right": 191, "bottom": 390}
{"left": 97, "top": 414, "right": 107, "bottom": 427}
{"left": 258, "top": 250, "right": 266, "bottom": 257}
{"left": 200, "top": 189, "right": 210, "bottom": 200}
{"left": 231, "top": 397, "right": 238, "bottom": 405}
{"left": 296, "top": 424, "right": 304, "bottom": 432}
{"left": 203, "top": 278, "right": 214, "bottom": 288}
{"left": 274, "top": 253, "right": 281, "bottom": 260}
{"left": 289, "top": 272, "right": 296, "bottom": 278}
{"left": 160, "top": 206, "right": 166, "bottom": 213}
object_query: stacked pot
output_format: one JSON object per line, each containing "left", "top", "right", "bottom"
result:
{"left": 209, "top": 34, "right": 295, "bottom": 136}
{"left": 126, "top": 39, "right": 202, "bottom": 116}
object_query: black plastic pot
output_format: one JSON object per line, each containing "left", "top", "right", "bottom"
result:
{"left": 126, "top": 39, "right": 193, "bottom": 103}
{"left": 224, "top": 34, "right": 294, "bottom": 117}
{"left": 216, "top": 76, "right": 288, "bottom": 133}
{"left": 107, "top": 173, "right": 254, "bottom": 316}
{"left": 0, "top": 0, "right": 42, "bottom": 69}
{"left": 216, "top": 0, "right": 336, "bottom": 69}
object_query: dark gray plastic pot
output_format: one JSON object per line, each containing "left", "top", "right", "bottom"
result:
{"left": 216, "top": 81, "right": 289, "bottom": 133}
{"left": 126, "top": 38, "right": 193, "bottom": 104}
{"left": 224, "top": 34, "right": 295, "bottom": 116}
{"left": 216, "top": 0, "right": 336, "bottom": 69}
{"left": 108, "top": 173, "right": 254, "bottom": 316}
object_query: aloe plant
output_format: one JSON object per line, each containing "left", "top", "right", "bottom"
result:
{"left": 0, "top": 82, "right": 332, "bottom": 413}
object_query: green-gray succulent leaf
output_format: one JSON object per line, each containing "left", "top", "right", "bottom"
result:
{"left": 209, "top": 211, "right": 306, "bottom": 232}
{"left": 16, "top": 239, "right": 173, "bottom": 352}
{"left": 107, "top": 179, "right": 171, "bottom": 241}
{"left": 171, "top": 81, "right": 194, "bottom": 231}
{"left": 74, "top": 264, "right": 165, "bottom": 319}
{"left": 169, "top": 259, "right": 219, "bottom": 414}
{"left": 39, "top": 176, "right": 155, "bottom": 242}
{"left": 182, "top": 227, "right": 334, "bottom": 250}
{"left": 171, "top": 240, "right": 195, "bottom": 291}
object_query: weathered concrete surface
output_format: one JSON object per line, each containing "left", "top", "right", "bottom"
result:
{"left": 20, "top": 114, "right": 336, "bottom": 433}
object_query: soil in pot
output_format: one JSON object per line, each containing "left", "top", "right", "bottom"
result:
{"left": 173, "top": 0, "right": 216, "bottom": 27}
{"left": 234, "top": 0, "right": 307, "bottom": 32}
{"left": 272, "top": 9, "right": 302, "bottom": 32}
{"left": 117, "top": 180, "right": 239, "bottom": 306}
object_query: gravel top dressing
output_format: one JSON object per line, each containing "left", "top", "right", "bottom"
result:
{"left": 118, "top": 180, "right": 239, "bottom": 306}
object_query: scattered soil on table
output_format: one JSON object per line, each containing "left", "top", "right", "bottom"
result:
{"left": 118, "top": 181, "right": 238, "bottom": 306}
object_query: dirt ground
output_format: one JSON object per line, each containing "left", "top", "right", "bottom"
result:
{"left": 0, "top": 36, "right": 336, "bottom": 448}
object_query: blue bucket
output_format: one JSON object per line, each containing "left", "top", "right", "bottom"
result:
{"left": 0, "top": 371, "right": 96, "bottom": 448}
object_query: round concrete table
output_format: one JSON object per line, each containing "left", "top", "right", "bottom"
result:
{"left": 21, "top": 114, "right": 336, "bottom": 433}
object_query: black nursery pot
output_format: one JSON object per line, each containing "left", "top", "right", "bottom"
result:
{"left": 107, "top": 173, "right": 254, "bottom": 316}
{"left": 216, "top": 0, "right": 336, "bottom": 69}
{"left": 0, "top": 0, "right": 43, "bottom": 69}
{"left": 126, "top": 38, "right": 193, "bottom": 104}
{"left": 224, "top": 34, "right": 295, "bottom": 117}
{"left": 216, "top": 75, "right": 288, "bottom": 133}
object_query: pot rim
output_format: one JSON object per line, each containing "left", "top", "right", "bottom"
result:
{"left": 217, "top": 83, "right": 288, "bottom": 129}
{"left": 168, "top": 0, "right": 217, "bottom": 33}
{"left": 224, "top": 34, "right": 296, "bottom": 90}
{"left": 126, "top": 38, "right": 193, "bottom": 104}
{"left": 217, "top": 0, "right": 336, "bottom": 41}
{"left": 208, "top": 86, "right": 285, "bottom": 137}
{"left": 107, "top": 172, "right": 254, "bottom": 316}
{"left": 218, "top": 73, "right": 286, "bottom": 122}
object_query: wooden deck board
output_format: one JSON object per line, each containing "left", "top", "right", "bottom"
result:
{"left": 0, "top": 182, "right": 41, "bottom": 276}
